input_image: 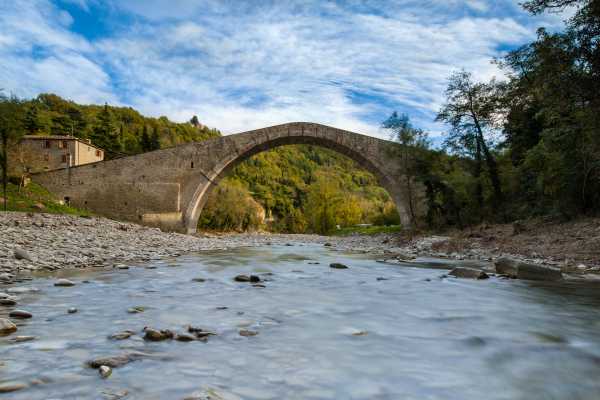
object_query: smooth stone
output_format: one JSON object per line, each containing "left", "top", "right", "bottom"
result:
{"left": 0, "top": 318, "right": 17, "bottom": 336}
{"left": 188, "top": 326, "right": 217, "bottom": 338}
{"left": 127, "top": 306, "right": 146, "bottom": 313}
{"left": 234, "top": 274, "right": 261, "bottom": 283}
{"left": 352, "top": 331, "right": 368, "bottom": 336}
{"left": 99, "top": 365, "right": 112, "bottom": 378}
{"left": 87, "top": 351, "right": 149, "bottom": 368}
{"left": 191, "top": 278, "right": 206, "bottom": 282}
{"left": 14, "top": 248, "right": 32, "bottom": 261}
{"left": 449, "top": 267, "right": 489, "bottom": 280}
{"left": 175, "top": 333, "right": 196, "bottom": 342}
{"left": 54, "top": 279, "right": 75, "bottom": 287}
{"left": 9, "top": 335, "right": 36, "bottom": 343}
{"left": 68, "top": 307, "right": 78, "bottom": 314}
{"left": 0, "top": 382, "right": 28, "bottom": 393}
{"left": 109, "top": 330, "right": 135, "bottom": 340}
{"left": 143, "top": 328, "right": 173, "bottom": 341}
{"left": 9, "top": 310, "right": 32, "bottom": 319}
{"left": 330, "top": 263, "right": 349, "bottom": 269}
{"left": 0, "top": 298, "right": 17, "bottom": 306}
{"left": 239, "top": 329, "right": 258, "bottom": 337}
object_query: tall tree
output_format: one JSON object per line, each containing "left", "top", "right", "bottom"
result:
{"left": 92, "top": 103, "right": 122, "bottom": 157}
{"left": 436, "top": 71, "right": 504, "bottom": 214}
{"left": 24, "top": 103, "right": 42, "bottom": 134}
{"left": 150, "top": 127, "right": 161, "bottom": 151}
{"left": 0, "top": 93, "right": 25, "bottom": 210}
{"left": 381, "top": 112, "right": 429, "bottom": 222}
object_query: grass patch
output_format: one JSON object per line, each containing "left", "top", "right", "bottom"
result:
{"left": 0, "top": 182, "right": 90, "bottom": 216}
{"left": 332, "top": 225, "right": 403, "bottom": 236}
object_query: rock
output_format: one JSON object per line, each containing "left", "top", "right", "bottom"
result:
{"left": 9, "top": 335, "right": 36, "bottom": 343}
{"left": 234, "top": 274, "right": 261, "bottom": 283}
{"left": 330, "top": 263, "right": 349, "bottom": 269}
{"left": 143, "top": 327, "right": 173, "bottom": 341}
{"left": 14, "top": 248, "right": 32, "bottom": 261}
{"left": 449, "top": 267, "right": 489, "bottom": 280}
{"left": 127, "top": 306, "right": 146, "bottom": 314}
{"left": 68, "top": 307, "right": 78, "bottom": 314}
{"left": 376, "top": 277, "right": 389, "bottom": 281}
{"left": 109, "top": 330, "right": 135, "bottom": 340}
{"left": 9, "top": 310, "right": 32, "bottom": 319}
{"left": 494, "top": 257, "right": 519, "bottom": 278}
{"left": 252, "top": 284, "right": 266, "bottom": 288}
{"left": 99, "top": 365, "right": 112, "bottom": 378}
{"left": 175, "top": 333, "right": 196, "bottom": 342}
{"left": 0, "top": 298, "right": 17, "bottom": 306}
{"left": 191, "top": 278, "right": 206, "bottom": 282}
{"left": 324, "top": 243, "right": 333, "bottom": 247}
{"left": 494, "top": 257, "right": 562, "bottom": 281}
{"left": 188, "top": 326, "right": 217, "bottom": 338}
{"left": 54, "top": 279, "right": 75, "bottom": 287}
{"left": 0, "top": 318, "right": 17, "bottom": 336}
{"left": 32, "top": 202, "right": 45, "bottom": 210}
{"left": 239, "top": 329, "right": 258, "bottom": 337}
{"left": 87, "top": 351, "right": 149, "bottom": 368}
{"left": 0, "top": 382, "right": 28, "bottom": 393}
{"left": 352, "top": 331, "right": 368, "bottom": 336}
{"left": 0, "top": 273, "right": 13, "bottom": 282}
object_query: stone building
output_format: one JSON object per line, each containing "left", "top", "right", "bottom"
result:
{"left": 9, "top": 135, "right": 104, "bottom": 176}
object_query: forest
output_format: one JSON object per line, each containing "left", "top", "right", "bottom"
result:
{"left": 1, "top": 0, "right": 598, "bottom": 234}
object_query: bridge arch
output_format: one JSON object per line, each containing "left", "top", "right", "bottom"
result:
{"left": 184, "top": 123, "right": 412, "bottom": 233}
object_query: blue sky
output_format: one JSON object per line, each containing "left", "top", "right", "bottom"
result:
{"left": 0, "top": 1, "right": 570, "bottom": 138}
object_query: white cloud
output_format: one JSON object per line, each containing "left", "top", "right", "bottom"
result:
{"left": 0, "top": 0, "right": 571, "bottom": 138}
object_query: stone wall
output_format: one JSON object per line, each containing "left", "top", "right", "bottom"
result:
{"left": 32, "top": 122, "right": 424, "bottom": 233}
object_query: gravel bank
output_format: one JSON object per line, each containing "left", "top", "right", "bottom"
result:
{"left": 1, "top": 212, "right": 597, "bottom": 284}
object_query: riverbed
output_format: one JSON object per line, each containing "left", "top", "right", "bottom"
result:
{"left": 1, "top": 243, "right": 600, "bottom": 399}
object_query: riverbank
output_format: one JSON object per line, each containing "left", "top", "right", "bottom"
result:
{"left": 1, "top": 212, "right": 599, "bottom": 284}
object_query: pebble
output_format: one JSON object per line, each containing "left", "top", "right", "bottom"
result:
{"left": 239, "top": 329, "right": 258, "bottom": 337}
{"left": 14, "top": 248, "right": 32, "bottom": 261}
{"left": 0, "top": 382, "right": 28, "bottom": 393}
{"left": 330, "top": 263, "right": 349, "bottom": 269}
{"left": 68, "top": 307, "right": 78, "bottom": 314}
{"left": 109, "top": 330, "right": 135, "bottom": 340}
{"left": 9, "top": 310, "right": 32, "bottom": 319}
{"left": 54, "top": 279, "right": 75, "bottom": 287}
{"left": 127, "top": 306, "right": 146, "bottom": 314}
{"left": 9, "top": 335, "right": 36, "bottom": 343}
{"left": 175, "top": 333, "right": 196, "bottom": 342}
{"left": 191, "top": 278, "right": 206, "bottom": 282}
{"left": 87, "top": 351, "right": 150, "bottom": 368}
{"left": 143, "top": 327, "right": 173, "bottom": 341}
{"left": 0, "top": 298, "right": 18, "bottom": 306}
{"left": 99, "top": 365, "right": 112, "bottom": 378}
{"left": 0, "top": 318, "right": 17, "bottom": 335}
{"left": 234, "top": 274, "right": 261, "bottom": 283}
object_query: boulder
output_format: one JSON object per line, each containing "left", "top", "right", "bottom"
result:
{"left": 449, "top": 267, "right": 489, "bottom": 280}
{"left": 175, "top": 333, "right": 196, "bottom": 342}
{"left": 14, "top": 248, "right": 32, "bottom": 261}
{"left": 0, "top": 319, "right": 17, "bottom": 336}
{"left": 494, "top": 257, "right": 519, "bottom": 278}
{"left": 0, "top": 382, "right": 27, "bottom": 393}
{"left": 234, "top": 274, "right": 261, "bottom": 283}
{"left": 494, "top": 257, "right": 562, "bottom": 281}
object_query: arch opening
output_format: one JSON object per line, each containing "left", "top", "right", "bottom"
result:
{"left": 184, "top": 134, "right": 410, "bottom": 234}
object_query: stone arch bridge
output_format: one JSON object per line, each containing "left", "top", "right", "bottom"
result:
{"left": 33, "top": 122, "right": 420, "bottom": 233}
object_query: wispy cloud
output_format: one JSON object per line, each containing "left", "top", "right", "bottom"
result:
{"left": 0, "top": 0, "right": 570, "bottom": 137}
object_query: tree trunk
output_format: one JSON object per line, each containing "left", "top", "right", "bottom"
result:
{"left": 472, "top": 116, "right": 503, "bottom": 209}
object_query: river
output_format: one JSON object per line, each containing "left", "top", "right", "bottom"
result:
{"left": 1, "top": 243, "right": 600, "bottom": 399}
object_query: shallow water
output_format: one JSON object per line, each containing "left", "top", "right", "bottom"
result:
{"left": 2, "top": 244, "right": 600, "bottom": 399}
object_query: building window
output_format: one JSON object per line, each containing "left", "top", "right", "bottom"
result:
{"left": 62, "top": 140, "right": 68, "bottom": 148}
{"left": 96, "top": 150, "right": 101, "bottom": 157}
{"left": 61, "top": 154, "right": 68, "bottom": 163}
{"left": 44, "top": 140, "right": 51, "bottom": 149}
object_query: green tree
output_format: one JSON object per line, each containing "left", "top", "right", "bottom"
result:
{"left": 0, "top": 93, "right": 25, "bottom": 210}
{"left": 436, "top": 71, "right": 504, "bottom": 216}
{"left": 92, "top": 103, "right": 122, "bottom": 157}
{"left": 24, "top": 103, "right": 42, "bottom": 134}
{"left": 150, "top": 127, "right": 161, "bottom": 151}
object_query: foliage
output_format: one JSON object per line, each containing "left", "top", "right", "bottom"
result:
{"left": 19, "top": 93, "right": 220, "bottom": 159}
{"left": 1, "top": 181, "right": 90, "bottom": 216}
{"left": 197, "top": 180, "right": 264, "bottom": 232}
{"left": 333, "top": 224, "right": 403, "bottom": 236}
{"left": 0, "top": 92, "right": 25, "bottom": 210}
